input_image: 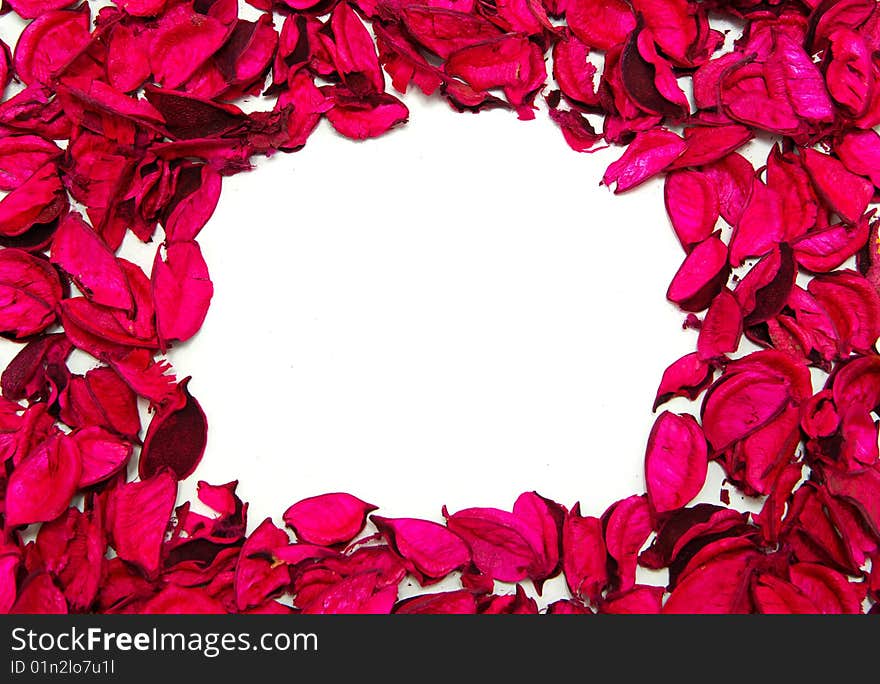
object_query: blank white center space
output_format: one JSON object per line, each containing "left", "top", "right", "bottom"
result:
{"left": 170, "top": 97, "right": 693, "bottom": 522}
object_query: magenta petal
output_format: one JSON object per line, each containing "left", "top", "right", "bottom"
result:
{"left": 663, "top": 554, "right": 754, "bottom": 613}
{"left": 802, "top": 148, "right": 873, "bottom": 225}
{"left": 734, "top": 246, "right": 797, "bottom": 327}
{"left": 73, "top": 426, "right": 133, "bottom": 488}
{"left": 444, "top": 505, "right": 539, "bottom": 583}
{"left": 836, "top": 129, "right": 880, "bottom": 190}
{"left": 283, "top": 493, "right": 377, "bottom": 546}
{"left": 397, "top": 6, "right": 501, "bottom": 60}
{"left": 152, "top": 240, "right": 214, "bottom": 345}
{"left": 702, "top": 153, "right": 755, "bottom": 226}
{"left": 235, "top": 518, "right": 291, "bottom": 611}
{"left": 840, "top": 406, "right": 879, "bottom": 469}
{"left": 150, "top": 5, "right": 230, "bottom": 89}
{"left": 0, "top": 135, "right": 62, "bottom": 191}
{"left": 738, "top": 405, "right": 801, "bottom": 495}
{"left": 671, "top": 125, "right": 753, "bottom": 169}
{"left": 567, "top": 0, "right": 634, "bottom": 51}
{"left": 603, "top": 128, "right": 686, "bottom": 193}
{"left": 832, "top": 356, "right": 880, "bottom": 414}
{"left": 325, "top": 91, "right": 409, "bottom": 140}
{"left": 600, "top": 585, "right": 664, "bottom": 614}
{"left": 10, "top": 572, "right": 68, "bottom": 614}
{"left": 562, "top": 503, "right": 607, "bottom": 603}
{"left": 51, "top": 211, "right": 133, "bottom": 310}
{"left": 664, "top": 170, "right": 720, "bottom": 250}
{"left": 33, "top": 506, "right": 104, "bottom": 611}
{"left": 301, "top": 572, "right": 397, "bottom": 614}
{"left": 653, "top": 352, "right": 714, "bottom": 410}
{"left": 789, "top": 563, "right": 865, "bottom": 614}
{"left": 162, "top": 165, "right": 222, "bottom": 241}
{"left": 645, "top": 412, "right": 708, "bottom": 514}
{"left": 552, "top": 32, "right": 599, "bottom": 106}
{"left": 766, "top": 145, "right": 819, "bottom": 241}
{"left": 106, "top": 470, "right": 177, "bottom": 578}
{"left": 0, "top": 248, "right": 63, "bottom": 338}
{"left": 142, "top": 585, "right": 226, "bottom": 614}
{"left": 698, "top": 288, "right": 743, "bottom": 360}
{"left": 5, "top": 433, "right": 80, "bottom": 527}
{"left": 373, "top": 516, "right": 470, "bottom": 581}
{"left": 808, "top": 270, "right": 880, "bottom": 355}
{"left": 793, "top": 218, "right": 870, "bottom": 273}
{"left": 603, "top": 496, "right": 652, "bottom": 592}
{"left": 729, "top": 180, "right": 784, "bottom": 267}
{"left": 666, "top": 234, "right": 730, "bottom": 312}
{"left": 753, "top": 574, "right": 819, "bottom": 614}
{"left": 701, "top": 371, "right": 791, "bottom": 451}
{"left": 395, "top": 590, "right": 477, "bottom": 614}
{"left": 825, "top": 465, "right": 880, "bottom": 538}
{"left": 512, "top": 491, "right": 565, "bottom": 590}
{"left": 0, "top": 545, "right": 20, "bottom": 614}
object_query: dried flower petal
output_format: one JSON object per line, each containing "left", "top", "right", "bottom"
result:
{"left": 150, "top": 5, "right": 230, "bottom": 89}
{"left": 372, "top": 516, "right": 471, "bottom": 581}
{"left": 283, "top": 493, "right": 377, "bottom": 546}
{"left": 664, "top": 170, "right": 720, "bottom": 250}
{"left": 645, "top": 412, "right": 709, "bottom": 514}
{"left": 698, "top": 289, "right": 742, "bottom": 360}
{"left": 445, "top": 505, "right": 539, "bottom": 583}
{"left": 666, "top": 234, "right": 730, "bottom": 312}
{"left": 5, "top": 433, "right": 80, "bottom": 527}
{"left": 562, "top": 503, "right": 607, "bottom": 603}
{"left": 139, "top": 379, "right": 208, "bottom": 481}
{"left": 802, "top": 148, "right": 873, "bottom": 226}
{"left": 106, "top": 470, "right": 177, "bottom": 577}
{"left": 152, "top": 240, "right": 213, "bottom": 345}
{"left": 0, "top": 248, "right": 63, "bottom": 339}
{"left": 603, "top": 128, "right": 686, "bottom": 193}
{"left": 51, "top": 212, "right": 133, "bottom": 310}
{"left": 566, "top": 0, "right": 635, "bottom": 51}
{"left": 653, "top": 352, "right": 714, "bottom": 410}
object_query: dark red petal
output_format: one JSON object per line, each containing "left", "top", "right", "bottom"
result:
{"left": 138, "top": 379, "right": 208, "bottom": 481}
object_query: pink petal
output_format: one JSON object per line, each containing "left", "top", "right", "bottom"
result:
{"left": 653, "top": 352, "right": 714, "bottom": 410}
{"left": 444, "top": 505, "right": 539, "bottom": 583}
{"left": 603, "top": 128, "right": 686, "bottom": 193}
{"left": 152, "top": 240, "right": 213, "bottom": 345}
{"left": 802, "top": 148, "right": 873, "bottom": 225}
{"left": 666, "top": 233, "right": 730, "bottom": 312}
{"left": 5, "top": 433, "right": 81, "bottom": 528}
{"left": 645, "top": 412, "right": 709, "bottom": 514}
{"left": 106, "top": 470, "right": 177, "bottom": 577}
{"left": 664, "top": 170, "right": 720, "bottom": 250}
{"left": 562, "top": 503, "right": 607, "bottom": 602}
{"left": 138, "top": 379, "right": 208, "bottom": 481}
{"left": 283, "top": 493, "right": 377, "bottom": 546}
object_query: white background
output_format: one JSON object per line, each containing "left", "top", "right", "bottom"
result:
{"left": 168, "top": 95, "right": 746, "bottom": 522}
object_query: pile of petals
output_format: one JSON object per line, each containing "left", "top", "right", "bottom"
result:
{"left": 0, "top": 0, "right": 879, "bottom": 614}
